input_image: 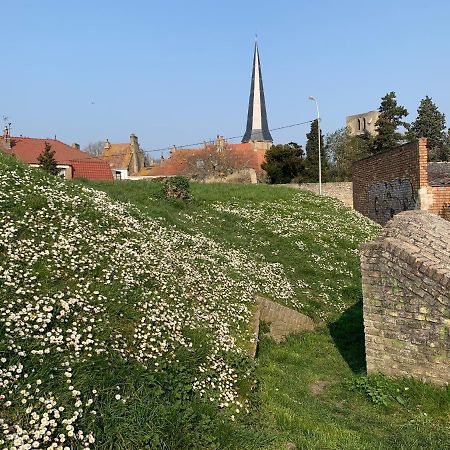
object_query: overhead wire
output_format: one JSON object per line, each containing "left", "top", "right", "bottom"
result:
{"left": 20, "top": 119, "right": 316, "bottom": 161}
{"left": 142, "top": 119, "right": 315, "bottom": 154}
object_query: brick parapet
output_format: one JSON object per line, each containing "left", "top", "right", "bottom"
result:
{"left": 361, "top": 211, "right": 450, "bottom": 385}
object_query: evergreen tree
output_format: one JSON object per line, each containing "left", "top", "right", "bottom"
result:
{"left": 407, "top": 96, "right": 448, "bottom": 161}
{"left": 37, "top": 142, "right": 59, "bottom": 176}
{"left": 261, "top": 142, "right": 305, "bottom": 184}
{"left": 372, "top": 92, "right": 408, "bottom": 154}
{"left": 305, "top": 119, "right": 327, "bottom": 182}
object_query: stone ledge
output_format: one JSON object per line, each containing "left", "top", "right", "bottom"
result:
{"left": 249, "top": 296, "right": 315, "bottom": 351}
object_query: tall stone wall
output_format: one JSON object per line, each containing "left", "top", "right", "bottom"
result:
{"left": 361, "top": 211, "right": 450, "bottom": 385}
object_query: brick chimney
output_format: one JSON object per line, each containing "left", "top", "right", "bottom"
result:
{"left": 1, "top": 126, "right": 11, "bottom": 150}
{"left": 130, "top": 134, "right": 143, "bottom": 174}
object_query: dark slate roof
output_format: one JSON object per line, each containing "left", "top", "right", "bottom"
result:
{"left": 242, "top": 43, "right": 272, "bottom": 143}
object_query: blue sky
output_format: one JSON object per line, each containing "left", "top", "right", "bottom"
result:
{"left": 3, "top": 0, "right": 450, "bottom": 154}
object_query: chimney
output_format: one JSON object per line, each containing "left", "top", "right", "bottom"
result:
{"left": 72, "top": 143, "right": 80, "bottom": 150}
{"left": 104, "top": 139, "right": 111, "bottom": 150}
{"left": 130, "top": 134, "right": 141, "bottom": 175}
{"left": 1, "top": 126, "right": 11, "bottom": 150}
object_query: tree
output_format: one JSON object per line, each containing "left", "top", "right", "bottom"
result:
{"left": 325, "top": 127, "right": 371, "bottom": 180}
{"left": 261, "top": 142, "right": 305, "bottom": 184}
{"left": 372, "top": 91, "right": 408, "bottom": 154}
{"left": 406, "top": 96, "right": 449, "bottom": 161}
{"left": 304, "top": 119, "right": 328, "bottom": 182}
{"left": 83, "top": 141, "right": 105, "bottom": 156}
{"left": 37, "top": 142, "right": 59, "bottom": 176}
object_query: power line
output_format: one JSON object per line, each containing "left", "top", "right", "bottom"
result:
{"left": 13, "top": 119, "right": 315, "bottom": 162}
{"left": 142, "top": 119, "right": 314, "bottom": 154}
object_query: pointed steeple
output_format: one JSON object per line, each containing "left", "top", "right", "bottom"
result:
{"left": 242, "top": 41, "right": 272, "bottom": 143}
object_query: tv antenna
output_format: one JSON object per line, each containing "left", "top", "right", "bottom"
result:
{"left": 3, "top": 116, "right": 11, "bottom": 134}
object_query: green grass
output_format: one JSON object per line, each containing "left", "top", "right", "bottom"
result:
{"left": 82, "top": 179, "right": 450, "bottom": 449}
{"left": 1, "top": 157, "right": 448, "bottom": 450}
{"left": 253, "top": 307, "right": 450, "bottom": 450}
{"left": 84, "top": 180, "right": 377, "bottom": 320}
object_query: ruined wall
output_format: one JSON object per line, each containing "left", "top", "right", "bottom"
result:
{"left": 352, "top": 140, "right": 425, "bottom": 224}
{"left": 346, "top": 110, "right": 380, "bottom": 137}
{"left": 424, "top": 162, "right": 450, "bottom": 220}
{"left": 361, "top": 211, "right": 450, "bottom": 385}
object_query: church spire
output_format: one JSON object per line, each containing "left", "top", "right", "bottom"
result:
{"left": 242, "top": 41, "right": 272, "bottom": 143}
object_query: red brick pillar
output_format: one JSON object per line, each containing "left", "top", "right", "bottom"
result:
{"left": 418, "top": 138, "right": 428, "bottom": 188}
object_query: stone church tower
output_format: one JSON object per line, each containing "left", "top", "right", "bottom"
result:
{"left": 242, "top": 42, "right": 273, "bottom": 145}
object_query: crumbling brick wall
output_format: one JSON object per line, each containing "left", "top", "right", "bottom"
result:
{"left": 361, "top": 210, "right": 450, "bottom": 385}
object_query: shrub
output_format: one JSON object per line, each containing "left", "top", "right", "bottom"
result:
{"left": 162, "top": 176, "right": 191, "bottom": 200}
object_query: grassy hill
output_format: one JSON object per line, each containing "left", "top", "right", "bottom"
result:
{"left": 84, "top": 179, "right": 450, "bottom": 450}
{"left": 1, "top": 155, "right": 449, "bottom": 449}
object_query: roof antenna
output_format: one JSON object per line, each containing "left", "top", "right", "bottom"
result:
{"left": 3, "top": 116, "right": 11, "bottom": 135}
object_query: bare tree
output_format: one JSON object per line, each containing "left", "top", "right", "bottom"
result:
{"left": 83, "top": 141, "right": 105, "bottom": 156}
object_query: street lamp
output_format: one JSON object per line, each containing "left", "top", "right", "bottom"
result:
{"left": 308, "top": 96, "right": 322, "bottom": 196}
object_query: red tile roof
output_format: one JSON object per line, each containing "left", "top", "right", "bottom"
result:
{"left": 3, "top": 137, "right": 113, "bottom": 181}
{"left": 101, "top": 143, "right": 132, "bottom": 170}
{"left": 139, "top": 143, "right": 267, "bottom": 177}
{"left": 71, "top": 160, "right": 114, "bottom": 181}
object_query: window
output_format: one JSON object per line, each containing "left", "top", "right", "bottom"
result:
{"left": 357, "top": 118, "right": 361, "bottom": 131}
{"left": 363, "top": 118, "right": 367, "bottom": 130}
{"left": 115, "top": 171, "right": 122, "bottom": 180}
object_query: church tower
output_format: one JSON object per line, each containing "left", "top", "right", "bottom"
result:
{"left": 242, "top": 41, "right": 273, "bottom": 143}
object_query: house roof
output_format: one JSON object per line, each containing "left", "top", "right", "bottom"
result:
{"left": 101, "top": 143, "right": 132, "bottom": 170}
{"left": 71, "top": 160, "right": 114, "bottom": 180}
{"left": 138, "top": 142, "right": 266, "bottom": 177}
{"left": 3, "top": 136, "right": 113, "bottom": 181}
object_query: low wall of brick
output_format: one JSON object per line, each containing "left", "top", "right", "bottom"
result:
{"left": 279, "top": 182, "right": 353, "bottom": 207}
{"left": 421, "top": 185, "right": 450, "bottom": 220}
{"left": 248, "top": 296, "right": 315, "bottom": 355}
{"left": 254, "top": 296, "right": 315, "bottom": 345}
{"left": 361, "top": 210, "right": 450, "bottom": 385}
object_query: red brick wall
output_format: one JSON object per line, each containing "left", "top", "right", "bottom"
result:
{"left": 352, "top": 140, "right": 423, "bottom": 224}
{"left": 353, "top": 138, "right": 450, "bottom": 224}
{"left": 426, "top": 186, "right": 450, "bottom": 219}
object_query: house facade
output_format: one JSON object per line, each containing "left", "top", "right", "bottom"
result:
{"left": 0, "top": 132, "right": 113, "bottom": 181}
{"left": 101, "top": 134, "right": 145, "bottom": 179}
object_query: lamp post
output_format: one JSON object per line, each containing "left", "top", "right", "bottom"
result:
{"left": 308, "top": 96, "right": 322, "bottom": 196}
